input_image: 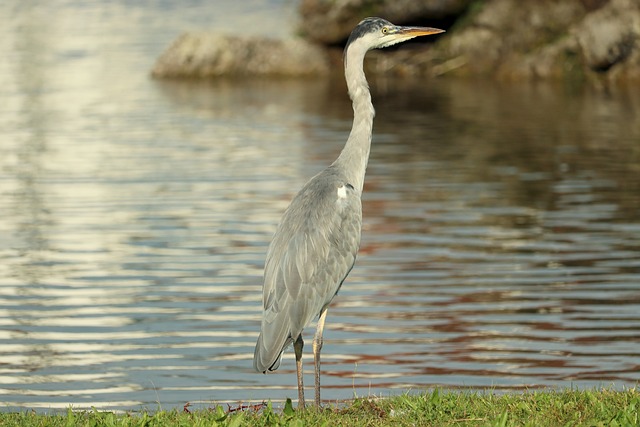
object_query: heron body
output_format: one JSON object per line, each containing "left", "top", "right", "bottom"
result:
{"left": 253, "top": 17, "right": 444, "bottom": 409}
{"left": 254, "top": 170, "right": 361, "bottom": 370}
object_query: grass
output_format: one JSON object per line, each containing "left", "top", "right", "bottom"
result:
{"left": 1, "top": 388, "right": 639, "bottom": 426}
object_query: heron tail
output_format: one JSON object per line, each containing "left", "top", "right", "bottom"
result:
{"left": 253, "top": 331, "right": 292, "bottom": 373}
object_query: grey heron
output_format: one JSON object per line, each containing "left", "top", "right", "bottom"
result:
{"left": 253, "top": 17, "right": 444, "bottom": 409}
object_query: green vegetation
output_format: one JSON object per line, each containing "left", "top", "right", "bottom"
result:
{"left": 447, "top": 0, "right": 486, "bottom": 33}
{"left": 1, "top": 388, "right": 638, "bottom": 426}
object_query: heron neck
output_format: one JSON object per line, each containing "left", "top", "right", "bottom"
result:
{"left": 332, "top": 46, "right": 374, "bottom": 195}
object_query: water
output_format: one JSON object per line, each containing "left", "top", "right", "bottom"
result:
{"left": 1, "top": 0, "right": 640, "bottom": 412}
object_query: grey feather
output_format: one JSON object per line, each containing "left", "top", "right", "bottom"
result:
{"left": 254, "top": 166, "right": 361, "bottom": 372}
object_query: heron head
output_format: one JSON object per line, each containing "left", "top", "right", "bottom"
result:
{"left": 346, "top": 17, "right": 445, "bottom": 52}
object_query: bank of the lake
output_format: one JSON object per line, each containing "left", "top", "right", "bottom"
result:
{"left": 2, "top": 388, "right": 638, "bottom": 426}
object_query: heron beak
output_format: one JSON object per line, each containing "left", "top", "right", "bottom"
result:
{"left": 396, "top": 26, "right": 445, "bottom": 37}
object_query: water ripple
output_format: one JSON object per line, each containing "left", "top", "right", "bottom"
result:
{"left": 1, "top": 0, "right": 640, "bottom": 413}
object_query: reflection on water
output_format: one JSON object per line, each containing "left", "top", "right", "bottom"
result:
{"left": 1, "top": 0, "right": 640, "bottom": 412}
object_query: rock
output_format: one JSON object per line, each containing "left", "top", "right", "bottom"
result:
{"left": 430, "top": 0, "right": 640, "bottom": 84}
{"left": 299, "top": 0, "right": 472, "bottom": 44}
{"left": 151, "top": 33, "right": 330, "bottom": 78}
{"left": 150, "top": 0, "right": 640, "bottom": 84}
{"left": 573, "top": 0, "right": 640, "bottom": 76}
{"left": 437, "top": 0, "right": 590, "bottom": 77}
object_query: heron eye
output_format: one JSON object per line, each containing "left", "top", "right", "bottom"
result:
{"left": 381, "top": 27, "right": 389, "bottom": 34}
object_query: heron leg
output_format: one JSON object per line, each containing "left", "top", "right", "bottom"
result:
{"left": 293, "top": 335, "right": 305, "bottom": 409}
{"left": 313, "top": 309, "right": 328, "bottom": 407}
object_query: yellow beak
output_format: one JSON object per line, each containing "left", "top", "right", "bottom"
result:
{"left": 397, "top": 26, "right": 446, "bottom": 37}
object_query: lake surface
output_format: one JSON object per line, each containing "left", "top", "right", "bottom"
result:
{"left": 1, "top": 0, "right": 639, "bottom": 412}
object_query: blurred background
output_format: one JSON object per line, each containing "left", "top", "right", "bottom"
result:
{"left": 1, "top": 0, "right": 639, "bottom": 412}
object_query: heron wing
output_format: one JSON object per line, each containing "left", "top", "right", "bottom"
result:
{"left": 254, "top": 171, "right": 362, "bottom": 372}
